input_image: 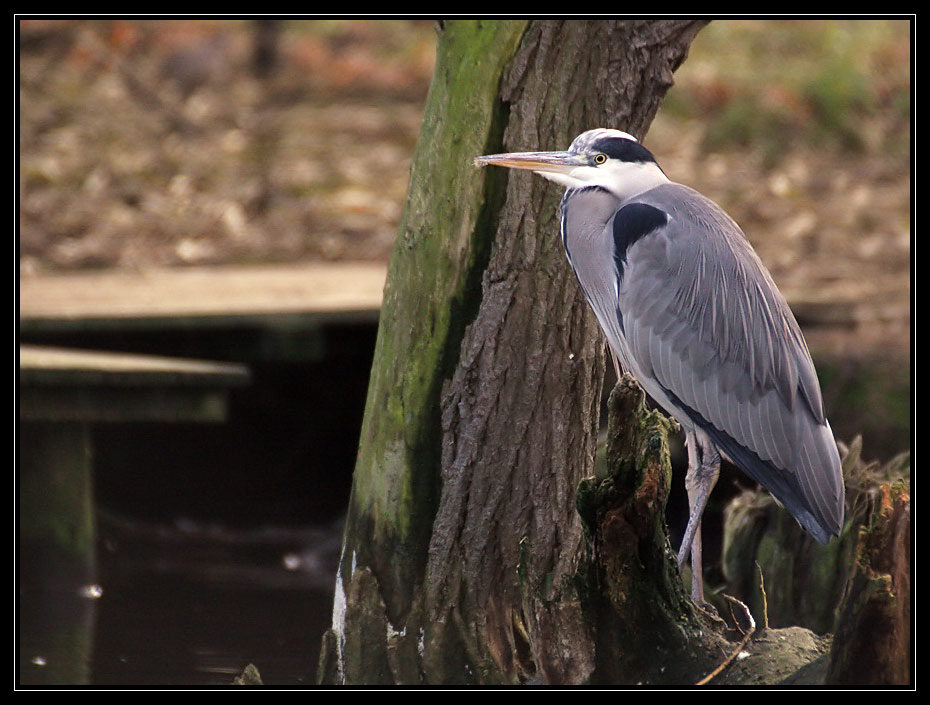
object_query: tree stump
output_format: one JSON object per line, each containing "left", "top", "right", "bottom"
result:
{"left": 721, "top": 436, "right": 911, "bottom": 685}
{"left": 827, "top": 478, "right": 911, "bottom": 685}
{"left": 575, "top": 377, "right": 731, "bottom": 684}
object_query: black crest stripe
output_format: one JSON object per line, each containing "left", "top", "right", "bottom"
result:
{"left": 591, "top": 137, "right": 657, "bottom": 164}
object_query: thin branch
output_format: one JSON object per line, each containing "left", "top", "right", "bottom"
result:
{"left": 755, "top": 560, "right": 770, "bottom": 631}
{"left": 696, "top": 596, "right": 756, "bottom": 685}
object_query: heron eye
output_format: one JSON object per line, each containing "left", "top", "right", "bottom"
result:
{"left": 594, "top": 153, "right": 608, "bottom": 165}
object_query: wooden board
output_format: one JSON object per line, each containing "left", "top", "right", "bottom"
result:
{"left": 19, "top": 344, "right": 249, "bottom": 387}
{"left": 19, "top": 344, "right": 249, "bottom": 422}
{"left": 18, "top": 262, "right": 387, "bottom": 331}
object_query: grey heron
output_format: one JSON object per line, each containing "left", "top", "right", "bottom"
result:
{"left": 475, "top": 128, "right": 845, "bottom": 603}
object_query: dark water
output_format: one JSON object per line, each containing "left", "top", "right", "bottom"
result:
{"left": 18, "top": 324, "right": 371, "bottom": 687}
{"left": 19, "top": 516, "right": 343, "bottom": 686}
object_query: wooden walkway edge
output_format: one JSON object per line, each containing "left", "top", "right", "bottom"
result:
{"left": 18, "top": 262, "right": 388, "bottom": 332}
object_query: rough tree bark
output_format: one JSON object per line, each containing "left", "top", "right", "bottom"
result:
{"left": 318, "top": 19, "right": 724, "bottom": 686}
{"left": 826, "top": 478, "right": 910, "bottom": 685}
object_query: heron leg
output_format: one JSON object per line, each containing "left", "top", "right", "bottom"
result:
{"left": 677, "top": 428, "right": 720, "bottom": 604}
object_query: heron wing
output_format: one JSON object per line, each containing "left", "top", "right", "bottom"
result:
{"left": 614, "top": 184, "right": 844, "bottom": 541}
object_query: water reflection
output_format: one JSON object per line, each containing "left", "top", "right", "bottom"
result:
{"left": 19, "top": 585, "right": 96, "bottom": 686}
{"left": 20, "top": 513, "right": 344, "bottom": 686}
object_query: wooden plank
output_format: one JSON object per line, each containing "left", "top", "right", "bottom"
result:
{"left": 18, "top": 262, "right": 387, "bottom": 331}
{"left": 19, "top": 344, "right": 249, "bottom": 422}
{"left": 779, "top": 281, "right": 911, "bottom": 327}
{"left": 19, "top": 344, "right": 249, "bottom": 387}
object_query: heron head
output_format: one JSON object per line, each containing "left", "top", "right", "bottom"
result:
{"left": 474, "top": 128, "right": 668, "bottom": 200}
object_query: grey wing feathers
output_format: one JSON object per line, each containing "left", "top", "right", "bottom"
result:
{"left": 617, "top": 184, "right": 844, "bottom": 540}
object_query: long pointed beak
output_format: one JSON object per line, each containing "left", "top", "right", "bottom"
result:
{"left": 473, "top": 150, "right": 586, "bottom": 175}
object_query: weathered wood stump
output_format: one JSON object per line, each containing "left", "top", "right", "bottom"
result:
{"left": 721, "top": 435, "right": 911, "bottom": 685}
{"left": 574, "top": 377, "right": 730, "bottom": 684}
{"left": 827, "top": 478, "right": 911, "bottom": 685}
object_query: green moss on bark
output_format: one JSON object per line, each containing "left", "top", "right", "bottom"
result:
{"left": 322, "top": 21, "right": 529, "bottom": 685}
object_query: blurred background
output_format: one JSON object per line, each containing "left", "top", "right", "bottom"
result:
{"left": 18, "top": 19, "right": 910, "bottom": 685}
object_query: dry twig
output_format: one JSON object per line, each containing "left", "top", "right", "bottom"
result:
{"left": 755, "top": 560, "right": 769, "bottom": 631}
{"left": 696, "top": 596, "right": 756, "bottom": 685}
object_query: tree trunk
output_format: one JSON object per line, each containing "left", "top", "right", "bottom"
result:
{"left": 318, "top": 19, "right": 712, "bottom": 686}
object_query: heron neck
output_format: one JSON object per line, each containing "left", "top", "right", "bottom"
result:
{"left": 604, "top": 161, "right": 670, "bottom": 203}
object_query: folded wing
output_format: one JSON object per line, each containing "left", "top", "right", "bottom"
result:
{"left": 615, "top": 184, "right": 845, "bottom": 541}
